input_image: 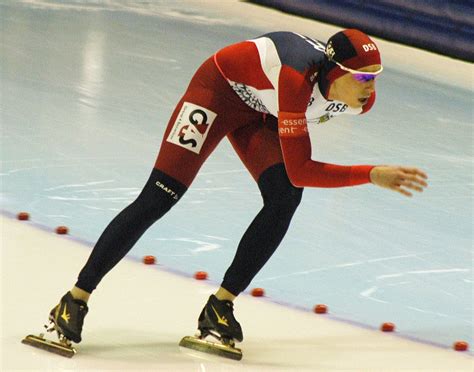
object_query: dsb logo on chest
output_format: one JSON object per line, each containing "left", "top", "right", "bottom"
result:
{"left": 167, "top": 102, "right": 217, "bottom": 154}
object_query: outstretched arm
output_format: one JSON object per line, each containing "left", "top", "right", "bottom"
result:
{"left": 277, "top": 111, "right": 375, "bottom": 188}
{"left": 277, "top": 113, "right": 428, "bottom": 195}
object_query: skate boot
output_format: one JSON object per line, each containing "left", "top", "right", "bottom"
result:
{"left": 198, "top": 294, "right": 243, "bottom": 342}
{"left": 22, "top": 292, "right": 88, "bottom": 357}
{"left": 49, "top": 291, "right": 89, "bottom": 343}
{"left": 179, "top": 295, "right": 243, "bottom": 360}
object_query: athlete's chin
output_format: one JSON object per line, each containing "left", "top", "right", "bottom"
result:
{"left": 347, "top": 101, "right": 363, "bottom": 109}
{"left": 339, "top": 97, "right": 364, "bottom": 109}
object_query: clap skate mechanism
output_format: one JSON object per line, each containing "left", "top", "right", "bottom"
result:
{"left": 179, "top": 330, "right": 242, "bottom": 360}
{"left": 22, "top": 318, "right": 76, "bottom": 358}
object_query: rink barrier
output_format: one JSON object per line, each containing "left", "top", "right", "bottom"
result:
{"left": 248, "top": 0, "right": 474, "bottom": 62}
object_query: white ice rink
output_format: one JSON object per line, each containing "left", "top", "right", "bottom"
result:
{"left": 1, "top": 0, "right": 473, "bottom": 371}
{"left": 2, "top": 216, "right": 473, "bottom": 371}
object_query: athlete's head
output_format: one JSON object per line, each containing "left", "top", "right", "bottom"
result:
{"left": 321, "top": 29, "right": 382, "bottom": 108}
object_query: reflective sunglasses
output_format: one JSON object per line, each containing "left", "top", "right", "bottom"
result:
{"left": 332, "top": 60, "right": 383, "bottom": 82}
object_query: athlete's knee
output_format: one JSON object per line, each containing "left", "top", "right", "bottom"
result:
{"left": 258, "top": 164, "right": 303, "bottom": 214}
{"left": 265, "top": 183, "right": 303, "bottom": 215}
{"left": 276, "top": 185, "right": 303, "bottom": 211}
{"left": 134, "top": 168, "right": 188, "bottom": 219}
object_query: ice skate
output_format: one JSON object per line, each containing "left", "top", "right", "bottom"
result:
{"left": 180, "top": 295, "right": 243, "bottom": 360}
{"left": 22, "top": 292, "right": 88, "bottom": 358}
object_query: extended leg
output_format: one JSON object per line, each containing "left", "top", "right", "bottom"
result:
{"left": 22, "top": 169, "right": 187, "bottom": 356}
{"left": 75, "top": 168, "right": 187, "bottom": 293}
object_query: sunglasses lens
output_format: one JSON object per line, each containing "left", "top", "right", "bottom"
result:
{"left": 353, "top": 74, "right": 375, "bottom": 82}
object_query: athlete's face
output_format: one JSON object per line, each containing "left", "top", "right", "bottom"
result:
{"left": 328, "top": 64, "right": 381, "bottom": 108}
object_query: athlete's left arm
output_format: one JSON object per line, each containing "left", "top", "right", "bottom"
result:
{"left": 277, "top": 120, "right": 374, "bottom": 188}
{"left": 277, "top": 69, "right": 374, "bottom": 188}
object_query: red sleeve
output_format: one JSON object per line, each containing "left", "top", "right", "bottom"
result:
{"left": 278, "top": 112, "right": 375, "bottom": 188}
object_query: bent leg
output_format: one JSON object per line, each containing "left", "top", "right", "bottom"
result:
{"left": 221, "top": 164, "right": 302, "bottom": 295}
{"left": 222, "top": 122, "right": 303, "bottom": 296}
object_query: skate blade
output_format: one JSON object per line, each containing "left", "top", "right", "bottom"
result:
{"left": 179, "top": 336, "right": 242, "bottom": 361}
{"left": 22, "top": 334, "right": 76, "bottom": 358}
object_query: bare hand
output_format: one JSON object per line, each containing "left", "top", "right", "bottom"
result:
{"left": 370, "top": 166, "right": 428, "bottom": 197}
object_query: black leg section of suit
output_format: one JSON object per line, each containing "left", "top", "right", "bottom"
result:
{"left": 75, "top": 168, "right": 187, "bottom": 293}
{"left": 221, "top": 163, "right": 303, "bottom": 295}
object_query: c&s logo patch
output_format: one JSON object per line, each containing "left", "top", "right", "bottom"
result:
{"left": 167, "top": 102, "right": 217, "bottom": 154}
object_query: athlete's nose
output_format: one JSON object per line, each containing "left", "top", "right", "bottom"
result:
{"left": 365, "top": 79, "right": 375, "bottom": 93}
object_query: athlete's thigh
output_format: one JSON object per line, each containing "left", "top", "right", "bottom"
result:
{"left": 155, "top": 93, "right": 226, "bottom": 187}
{"left": 155, "top": 56, "right": 265, "bottom": 187}
{"left": 227, "top": 116, "right": 284, "bottom": 182}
